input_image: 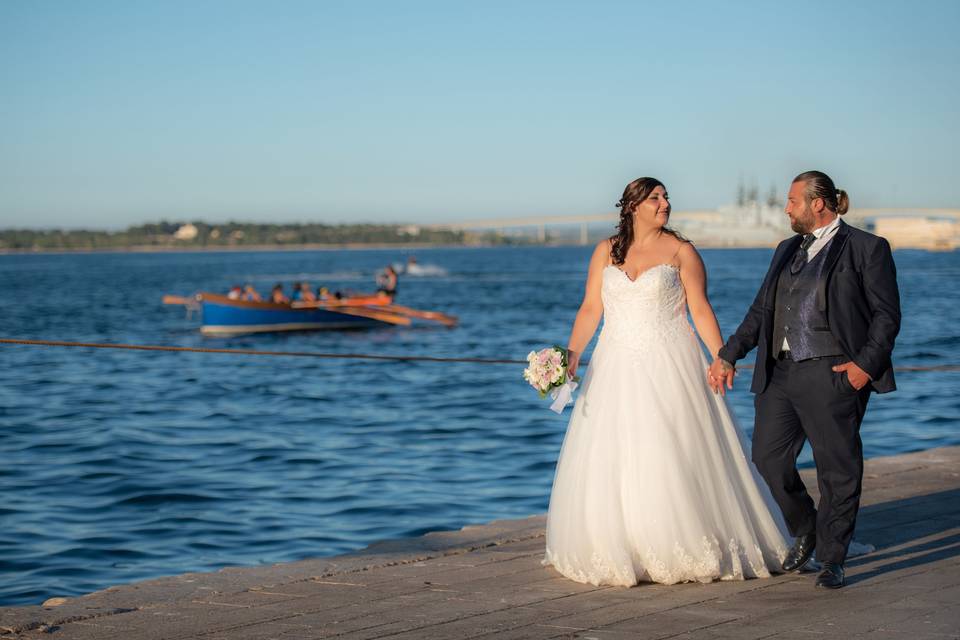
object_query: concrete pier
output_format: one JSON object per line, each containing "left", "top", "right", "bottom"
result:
{"left": 2, "top": 446, "right": 958, "bottom": 639}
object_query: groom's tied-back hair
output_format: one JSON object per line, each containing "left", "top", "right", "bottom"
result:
{"left": 793, "top": 170, "right": 850, "bottom": 215}
{"left": 610, "top": 177, "right": 685, "bottom": 266}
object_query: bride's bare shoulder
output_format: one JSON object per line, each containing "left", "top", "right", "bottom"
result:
{"left": 675, "top": 238, "right": 698, "bottom": 257}
{"left": 594, "top": 238, "right": 613, "bottom": 252}
{"left": 675, "top": 239, "right": 704, "bottom": 268}
{"left": 593, "top": 238, "right": 614, "bottom": 264}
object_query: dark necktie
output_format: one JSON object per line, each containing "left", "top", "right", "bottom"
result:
{"left": 790, "top": 234, "right": 816, "bottom": 275}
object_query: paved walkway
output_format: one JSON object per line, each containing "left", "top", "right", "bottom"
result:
{"left": 2, "top": 446, "right": 958, "bottom": 639}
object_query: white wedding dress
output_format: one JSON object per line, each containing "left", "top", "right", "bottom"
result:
{"left": 542, "top": 263, "right": 791, "bottom": 586}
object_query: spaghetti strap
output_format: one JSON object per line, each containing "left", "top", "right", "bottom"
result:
{"left": 670, "top": 240, "right": 688, "bottom": 267}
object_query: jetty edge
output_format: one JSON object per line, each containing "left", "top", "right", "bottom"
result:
{"left": 1, "top": 446, "right": 958, "bottom": 639}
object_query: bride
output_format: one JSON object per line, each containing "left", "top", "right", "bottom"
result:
{"left": 542, "top": 177, "right": 790, "bottom": 586}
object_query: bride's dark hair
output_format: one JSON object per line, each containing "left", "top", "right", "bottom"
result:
{"left": 609, "top": 177, "right": 685, "bottom": 265}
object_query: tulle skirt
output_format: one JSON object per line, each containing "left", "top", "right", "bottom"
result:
{"left": 542, "top": 329, "right": 790, "bottom": 586}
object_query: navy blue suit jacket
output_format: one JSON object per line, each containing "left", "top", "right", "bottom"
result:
{"left": 718, "top": 219, "right": 901, "bottom": 394}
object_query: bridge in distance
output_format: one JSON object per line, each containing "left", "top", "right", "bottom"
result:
{"left": 427, "top": 208, "right": 960, "bottom": 247}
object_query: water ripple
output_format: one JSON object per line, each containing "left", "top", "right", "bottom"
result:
{"left": 0, "top": 246, "right": 958, "bottom": 605}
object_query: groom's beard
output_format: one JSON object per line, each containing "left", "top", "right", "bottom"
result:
{"left": 789, "top": 206, "right": 815, "bottom": 234}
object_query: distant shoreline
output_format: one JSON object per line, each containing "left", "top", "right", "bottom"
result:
{"left": 0, "top": 242, "right": 494, "bottom": 256}
{"left": 2, "top": 241, "right": 954, "bottom": 255}
{"left": 0, "top": 241, "right": 792, "bottom": 256}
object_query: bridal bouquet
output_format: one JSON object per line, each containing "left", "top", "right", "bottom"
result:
{"left": 524, "top": 346, "right": 580, "bottom": 414}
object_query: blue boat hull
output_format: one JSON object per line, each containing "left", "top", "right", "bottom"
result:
{"left": 198, "top": 294, "right": 388, "bottom": 335}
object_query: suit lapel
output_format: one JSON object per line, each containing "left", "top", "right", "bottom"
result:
{"left": 817, "top": 219, "right": 851, "bottom": 310}
{"left": 764, "top": 235, "right": 803, "bottom": 307}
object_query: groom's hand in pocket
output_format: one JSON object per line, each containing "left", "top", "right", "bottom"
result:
{"left": 832, "top": 361, "right": 871, "bottom": 390}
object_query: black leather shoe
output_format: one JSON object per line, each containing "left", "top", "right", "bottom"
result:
{"left": 815, "top": 562, "right": 844, "bottom": 589}
{"left": 782, "top": 533, "right": 816, "bottom": 572}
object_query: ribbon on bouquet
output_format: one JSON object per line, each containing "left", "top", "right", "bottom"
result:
{"left": 549, "top": 380, "right": 579, "bottom": 414}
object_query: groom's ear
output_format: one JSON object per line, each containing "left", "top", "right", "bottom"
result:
{"left": 811, "top": 197, "right": 825, "bottom": 214}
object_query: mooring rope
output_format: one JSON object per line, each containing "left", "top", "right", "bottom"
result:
{"left": 0, "top": 338, "right": 526, "bottom": 365}
{"left": 1, "top": 338, "right": 959, "bottom": 372}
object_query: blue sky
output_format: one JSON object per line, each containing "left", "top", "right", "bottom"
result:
{"left": 2, "top": 0, "right": 958, "bottom": 229}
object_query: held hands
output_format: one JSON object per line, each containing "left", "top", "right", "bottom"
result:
{"left": 832, "top": 361, "right": 871, "bottom": 390}
{"left": 707, "top": 358, "right": 735, "bottom": 395}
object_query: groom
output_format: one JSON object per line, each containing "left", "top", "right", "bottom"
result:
{"left": 708, "top": 170, "right": 901, "bottom": 589}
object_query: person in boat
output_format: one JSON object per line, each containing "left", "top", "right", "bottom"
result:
{"left": 298, "top": 282, "right": 317, "bottom": 302}
{"left": 270, "top": 283, "right": 289, "bottom": 304}
{"left": 242, "top": 284, "right": 262, "bottom": 302}
{"left": 407, "top": 255, "right": 425, "bottom": 275}
{"left": 317, "top": 286, "right": 331, "bottom": 301}
{"left": 227, "top": 285, "right": 243, "bottom": 300}
{"left": 376, "top": 265, "right": 398, "bottom": 298}
{"left": 290, "top": 281, "right": 303, "bottom": 301}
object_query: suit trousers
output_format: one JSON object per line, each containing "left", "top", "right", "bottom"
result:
{"left": 752, "top": 354, "right": 871, "bottom": 564}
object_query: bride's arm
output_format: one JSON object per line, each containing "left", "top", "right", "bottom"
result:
{"left": 677, "top": 243, "right": 723, "bottom": 358}
{"left": 565, "top": 240, "right": 609, "bottom": 377}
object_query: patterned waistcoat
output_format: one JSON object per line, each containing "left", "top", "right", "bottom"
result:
{"left": 771, "top": 238, "right": 844, "bottom": 361}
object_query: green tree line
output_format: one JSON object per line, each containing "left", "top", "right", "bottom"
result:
{"left": 0, "top": 221, "right": 525, "bottom": 250}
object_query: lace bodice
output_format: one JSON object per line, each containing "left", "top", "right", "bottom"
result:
{"left": 598, "top": 264, "right": 694, "bottom": 354}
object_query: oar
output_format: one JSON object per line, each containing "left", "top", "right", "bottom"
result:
{"left": 382, "top": 304, "right": 458, "bottom": 327}
{"left": 332, "top": 306, "right": 412, "bottom": 326}
{"left": 293, "top": 297, "right": 389, "bottom": 309}
{"left": 293, "top": 301, "right": 453, "bottom": 327}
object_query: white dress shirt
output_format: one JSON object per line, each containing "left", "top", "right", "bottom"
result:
{"left": 804, "top": 215, "right": 841, "bottom": 262}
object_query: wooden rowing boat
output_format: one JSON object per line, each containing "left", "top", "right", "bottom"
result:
{"left": 163, "top": 292, "right": 457, "bottom": 335}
